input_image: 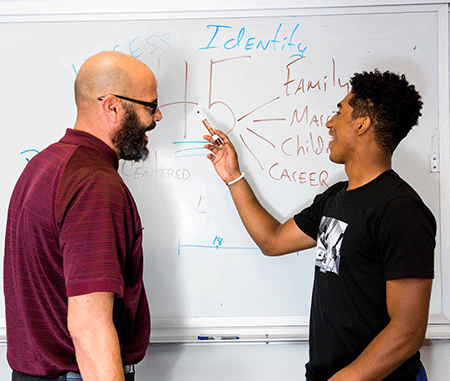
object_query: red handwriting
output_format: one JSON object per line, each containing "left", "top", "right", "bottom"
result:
{"left": 208, "top": 56, "right": 251, "bottom": 133}
{"left": 159, "top": 61, "right": 198, "bottom": 138}
{"left": 290, "top": 105, "right": 335, "bottom": 127}
{"left": 284, "top": 58, "right": 350, "bottom": 96}
{"left": 151, "top": 55, "right": 349, "bottom": 188}
{"left": 281, "top": 132, "right": 330, "bottom": 156}
{"left": 268, "top": 164, "right": 329, "bottom": 186}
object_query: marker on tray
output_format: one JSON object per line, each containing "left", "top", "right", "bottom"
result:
{"left": 197, "top": 335, "right": 239, "bottom": 340}
{"left": 197, "top": 110, "right": 224, "bottom": 146}
{"left": 197, "top": 335, "right": 216, "bottom": 340}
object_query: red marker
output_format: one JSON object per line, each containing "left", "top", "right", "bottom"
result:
{"left": 197, "top": 110, "right": 224, "bottom": 146}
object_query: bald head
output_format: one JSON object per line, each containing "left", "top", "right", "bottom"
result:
{"left": 73, "top": 51, "right": 161, "bottom": 156}
{"left": 74, "top": 51, "right": 156, "bottom": 109}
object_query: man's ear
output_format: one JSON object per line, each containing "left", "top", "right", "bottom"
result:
{"left": 356, "top": 116, "right": 372, "bottom": 135}
{"left": 99, "top": 95, "right": 124, "bottom": 124}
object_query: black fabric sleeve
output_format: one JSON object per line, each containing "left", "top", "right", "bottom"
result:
{"left": 376, "top": 196, "right": 436, "bottom": 280}
{"left": 293, "top": 182, "right": 347, "bottom": 240}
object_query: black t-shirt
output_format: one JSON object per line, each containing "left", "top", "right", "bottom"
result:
{"left": 294, "top": 170, "right": 436, "bottom": 381}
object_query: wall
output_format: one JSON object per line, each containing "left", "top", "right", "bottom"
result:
{"left": 1, "top": 341, "right": 450, "bottom": 380}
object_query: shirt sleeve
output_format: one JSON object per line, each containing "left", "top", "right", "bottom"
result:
{"left": 59, "top": 171, "right": 130, "bottom": 298}
{"left": 377, "top": 196, "right": 436, "bottom": 280}
{"left": 294, "top": 182, "right": 346, "bottom": 240}
{"left": 294, "top": 198, "right": 322, "bottom": 240}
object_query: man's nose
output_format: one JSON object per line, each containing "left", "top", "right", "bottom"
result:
{"left": 154, "top": 108, "right": 163, "bottom": 122}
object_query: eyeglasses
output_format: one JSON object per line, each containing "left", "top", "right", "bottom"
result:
{"left": 98, "top": 94, "right": 158, "bottom": 114}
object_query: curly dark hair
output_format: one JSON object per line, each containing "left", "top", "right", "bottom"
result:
{"left": 349, "top": 69, "right": 423, "bottom": 154}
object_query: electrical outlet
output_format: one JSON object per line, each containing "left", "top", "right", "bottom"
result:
{"left": 431, "top": 154, "right": 440, "bottom": 173}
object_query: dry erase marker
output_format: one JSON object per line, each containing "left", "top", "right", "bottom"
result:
{"left": 198, "top": 335, "right": 216, "bottom": 340}
{"left": 197, "top": 110, "right": 224, "bottom": 146}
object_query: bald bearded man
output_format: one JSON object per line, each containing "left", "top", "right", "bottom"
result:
{"left": 4, "top": 52, "right": 162, "bottom": 381}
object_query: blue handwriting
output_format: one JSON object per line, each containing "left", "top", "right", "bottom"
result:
{"left": 200, "top": 23, "right": 307, "bottom": 59}
{"left": 173, "top": 140, "right": 209, "bottom": 159}
{"left": 129, "top": 33, "right": 171, "bottom": 59}
{"left": 213, "top": 236, "right": 224, "bottom": 250}
{"left": 20, "top": 149, "right": 39, "bottom": 162}
{"left": 71, "top": 33, "right": 171, "bottom": 75}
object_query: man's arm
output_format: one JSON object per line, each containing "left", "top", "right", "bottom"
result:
{"left": 329, "top": 278, "right": 432, "bottom": 381}
{"left": 68, "top": 292, "right": 125, "bottom": 381}
{"left": 204, "top": 130, "right": 316, "bottom": 256}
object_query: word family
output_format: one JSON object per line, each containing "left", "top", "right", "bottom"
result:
{"left": 284, "top": 58, "right": 350, "bottom": 96}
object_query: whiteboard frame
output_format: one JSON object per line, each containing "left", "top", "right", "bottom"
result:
{"left": 0, "top": 1, "right": 448, "bottom": 22}
{"left": 437, "top": 2, "right": 450, "bottom": 337}
{"left": 0, "top": 0, "right": 449, "bottom": 17}
{"left": 0, "top": 3, "right": 449, "bottom": 343}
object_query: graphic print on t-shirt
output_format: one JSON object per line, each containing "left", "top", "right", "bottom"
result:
{"left": 316, "top": 216, "right": 348, "bottom": 275}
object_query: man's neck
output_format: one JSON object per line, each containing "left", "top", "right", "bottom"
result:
{"left": 74, "top": 119, "right": 119, "bottom": 158}
{"left": 344, "top": 156, "right": 392, "bottom": 191}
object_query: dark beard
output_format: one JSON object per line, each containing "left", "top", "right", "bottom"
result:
{"left": 112, "top": 106, "right": 154, "bottom": 162}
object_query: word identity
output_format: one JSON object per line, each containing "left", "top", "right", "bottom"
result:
{"left": 200, "top": 23, "right": 307, "bottom": 59}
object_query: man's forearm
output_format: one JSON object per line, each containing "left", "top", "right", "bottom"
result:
{"left": 68, "top": 292, "right": 125, "bottom": 381}
{"left": 329, "top": 278, "right": 431, "bottom": 381}
{"left": 228, "top": 177, "right": 282, "bottom": 255}
{"left": 72, "top": 320, "right": 125, "bottom": 381}
{"left": 328, "top": 320, "right": 424, "bottom": 381}
{"left": 228, "top": 177, "right": 316, "bottom": 256}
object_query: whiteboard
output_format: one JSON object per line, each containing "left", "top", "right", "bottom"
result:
{"left": 0, "top": 4, "right": 449, "bottom": 342}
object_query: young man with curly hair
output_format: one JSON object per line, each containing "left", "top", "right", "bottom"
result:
{"left": 204, "top": 70, "right": 435, "bottom": 381}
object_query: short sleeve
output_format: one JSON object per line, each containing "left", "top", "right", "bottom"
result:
{"left": 59, "top": 171, "right": 130, "bottom": 298}
{"left": 294, "top": 199, "right": 322, "bottom": 240}
{"left": 294, "top": 182, "right": 346, "bottom": 240}
{"left": 377, "top": 196, "right": 436, "bottom": 280}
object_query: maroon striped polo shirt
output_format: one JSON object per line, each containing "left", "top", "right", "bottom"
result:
{"left": 4, "top": 128, "right": 150, "bottom": 378}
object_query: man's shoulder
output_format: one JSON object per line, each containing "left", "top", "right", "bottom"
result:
{"left": 315, "top": 179, "right": 348, "bottom": 202}
{"left": 56, "top": 144, "right": 127, "bottom": 207}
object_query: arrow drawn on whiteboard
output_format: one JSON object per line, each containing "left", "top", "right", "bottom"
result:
{"left": 237, "top": 96, "right": 281, "bottom": 122}
{"left": 239, "top": 134, "right": 264, "bottom": 170}
{"left": 246, "top": 128, "right": 276, "bottom": 148}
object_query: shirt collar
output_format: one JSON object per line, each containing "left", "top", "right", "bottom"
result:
{"left": 59, "top": 128, "right": 119, "bottom": 170}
